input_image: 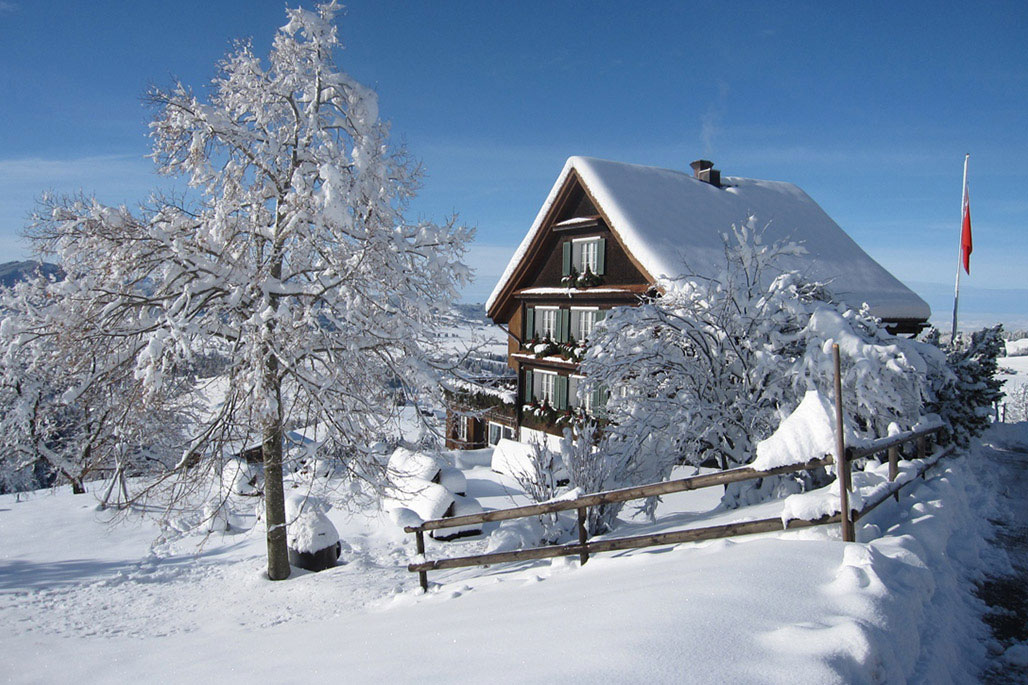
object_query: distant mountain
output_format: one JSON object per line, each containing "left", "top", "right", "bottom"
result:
{"left": 0, "top": 260, "right": 63, "bottom": 288}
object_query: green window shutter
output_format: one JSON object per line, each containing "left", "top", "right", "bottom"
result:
{"left": 524, "top": 369, "right": 534, "bottom": 403}
{"left": 563, "top": 309, "right": 572, "bottom": 341}
{"left": 556, "top": 375, "right": 569, "bottom": 410}
{"left": 555, "top": 309, "right": 568, "bottom": 343}
{"left": 592, "top": 385, "right": 607, "bottom": 410}
{"left": 596, "top": 238, "right": 606, "bottom": 275}
{"left": 596, "top": 308, "right": 607, "bottom": 321}
{"left": 525, "top": 307, "right": 535, "bottom": 340}
{"left": 562, "top": 241, "right": 572, "bottom": 276}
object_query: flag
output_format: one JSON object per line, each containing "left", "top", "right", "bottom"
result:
{"left": 961, "top": 175, "right": 972, "bottom": 274}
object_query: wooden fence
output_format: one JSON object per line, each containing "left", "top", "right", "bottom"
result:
{"left": 406, "top": 345, "right": 954, "bottom": 591}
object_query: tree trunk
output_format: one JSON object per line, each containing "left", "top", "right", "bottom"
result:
{"left": 262, "top": 353, "right": 290, "bottom": 581}
{"left": 70, "top": 477, "right": 85, "bottom": 495}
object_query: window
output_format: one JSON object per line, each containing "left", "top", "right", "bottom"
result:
{"left": 571, "top": 308, "right": 600, "bottom": 341}
{"left": 569, "top": 237, "right": 605, "bottom": 275}
{"left": 536, "top": 370, "right": 557, "bottom": 405}
{"left": 580, "top": 239, "right": 599, "bottom": 273}
{"left": 567, "top": 375, "right": 608, "bottom": 415}
{"left": 524, "top": 368, "right": 569, "bottom": 409}
{"left": 456, "top": 415, "right": 468, "bottom": 442}
{"left": 535, "top": 307, "right": 558, "bottom": 339}
{"left": 488, "top": 423, "right": 515, "bottom": 445}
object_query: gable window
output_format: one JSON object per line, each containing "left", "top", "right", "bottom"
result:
{"left": 566, "top": 237, "right": 605, "bottom": 276}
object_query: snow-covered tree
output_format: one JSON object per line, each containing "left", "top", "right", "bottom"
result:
{"left": 580, "top": 222, "right": 941, "bottom": 509}
{"left": 0, "top": 274, "right": 191, "bottom": 496}
{"left": 924, "top": 325, "right": 1005, "bottom": 445}
{"left": 24, "top": 3, "right": 471, "bottom": 580}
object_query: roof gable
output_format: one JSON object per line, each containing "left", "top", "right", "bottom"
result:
{"left": 487, "top": 156, "right": 930, "bottom": 322}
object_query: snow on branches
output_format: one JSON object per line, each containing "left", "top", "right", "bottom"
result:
{"left": 15, "top": 3, "right": 472, "bottom": 579}
{"left": 579, "top": 220, "right": 947, "bottom": 509}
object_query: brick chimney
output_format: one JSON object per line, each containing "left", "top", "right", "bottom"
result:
{"left": 690, "top": 159, "right": 721, "bottom": 188}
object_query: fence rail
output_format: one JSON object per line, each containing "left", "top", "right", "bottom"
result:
{"left": 406, "top": 424, "right": 948, "bottom": 591}
{"left": 407, "top": 345, "right": 954, "bottom": 591}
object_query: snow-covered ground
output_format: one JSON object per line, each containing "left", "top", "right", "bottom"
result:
{"left": 1, "top": 334, "right": 1025, "bottom": 683}
{"left": 0, "top": 439, "right": 1013, "bottom": 683}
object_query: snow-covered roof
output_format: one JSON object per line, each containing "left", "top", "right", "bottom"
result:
{"left": 486, "top": 156, "right": 930, "bottom": 321}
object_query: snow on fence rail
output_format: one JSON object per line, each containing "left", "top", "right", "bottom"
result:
{"left": 406, "top": 345, "right": 951, "bottom": 591}
{"left": 406, "top": 425, "right": 949, "bottom": 591}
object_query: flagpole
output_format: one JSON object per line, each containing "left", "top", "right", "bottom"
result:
{"left": 950, "top": 153, "right": 970, "bottom": 342}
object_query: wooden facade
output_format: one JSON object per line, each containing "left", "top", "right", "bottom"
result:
{"left": 486, "top": 169, "right": 653, "bottom": 439}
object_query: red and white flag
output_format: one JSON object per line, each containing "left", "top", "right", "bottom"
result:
{"left": 961, "top": 174, "right": 972, "bottom": 274}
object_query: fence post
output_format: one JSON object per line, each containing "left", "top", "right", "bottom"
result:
{"left": 888, "top": 446, "right": 899, "bottom": 502}
{"left": 416, "top": 530, "right": 428, "bottom": 591}
{"left": 833, "top": 344, "right": 854, "bottom": 543}
{"left": 577, "top": 507, "right": 589, "bottom": 566}
{"left": 917, "top": 435, "right": 927, "bottom": 479}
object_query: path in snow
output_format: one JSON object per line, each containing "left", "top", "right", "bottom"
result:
{"left": 977, "top": 426, "right": 1028, "bottom": 682}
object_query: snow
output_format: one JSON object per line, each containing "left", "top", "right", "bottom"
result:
{"left": 0, "top": 423, "right": 1014, "bottom": 682}
{"left": 490, "top": 437, "right": 537, "bottom": 480}
{"left": 384, "top": 480, "right": 454, "bottom": 522}
{"left": 284, "top": 494, "right": 339, "bottom": 554}
{"left": 387, "top": 447, "right": 443, "bottom": 483}
{"left": 487, "top": 156, "right": 930, "bottom": 322}
{"left": 516, "top": 286, "right": 640, "bottom": 295}
{"left": 437, "top": 466, "right": 467, "bottom": 496}
{"left": 753, "top": 390, "right": 836, "bottom": 470}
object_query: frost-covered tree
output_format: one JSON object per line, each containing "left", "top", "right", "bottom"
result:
{"left": 580, "top": 222, "right": 941, "bottom": 510}
{"left": 925, "top": 325, "right": 1005, "bottom": 445}
{"left": 24, "top": 3, "right": 471, "bottom": 580}
{"left": 0, "top": 274, "right": 190, "bottom": 495}
{"left": 560, "top": 422, "right": 627, "bottom": 534}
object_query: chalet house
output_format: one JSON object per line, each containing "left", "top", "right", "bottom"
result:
{"left": 446, "top": 156, "right": 930, "bottom": 449}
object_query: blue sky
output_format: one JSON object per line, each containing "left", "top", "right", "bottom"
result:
{"left": 1, "top": 1, "right": 1026, "bottom": 328}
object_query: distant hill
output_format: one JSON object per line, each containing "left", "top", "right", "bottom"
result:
{"left": 0, "top": 260, "right": 63, "bottom": 288}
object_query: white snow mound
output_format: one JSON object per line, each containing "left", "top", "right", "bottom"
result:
{"left": 285, "top": 494, "right": 340, "bottom": 553}
{"left": 753, "top": 390, "right": 836, "bottom": 471}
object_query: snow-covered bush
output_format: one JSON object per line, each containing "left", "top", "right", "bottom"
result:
{"left": 506, "top": 438, "right": 567, "bottom": 542}
{"left": 580, "top": 222, "right": 943, "bottom": 509}
{"left": 1004, "top": 384, "right": 1028, "bottom": 423}
{"left": 923, "top": 325, "right": 1005, "bottom": 445}
{"left": 560, "top": 422, "right": 629, "bottom": 534}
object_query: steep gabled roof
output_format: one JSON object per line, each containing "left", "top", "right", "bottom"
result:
{"left": 487, "top": 156, "right": 930, "bottom": 322}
